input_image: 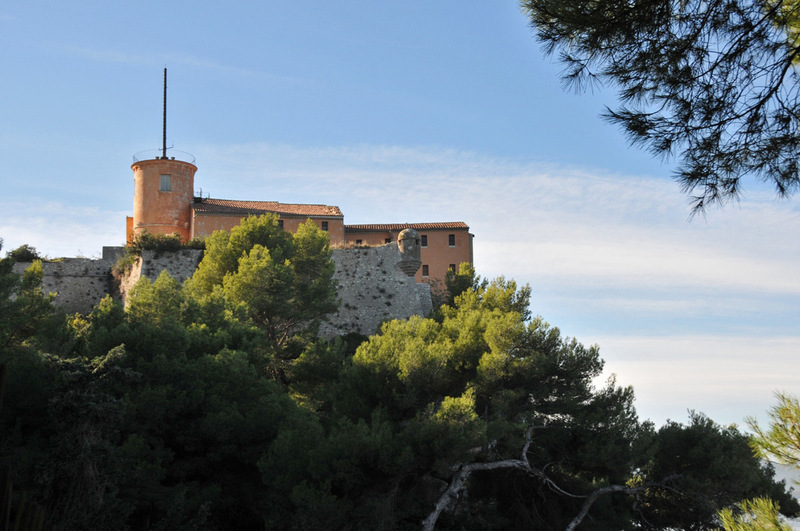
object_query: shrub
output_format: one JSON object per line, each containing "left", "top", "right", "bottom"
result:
{"left": 6, "top": 244, "right": 42, "bottom": 262}
{"left": 126, "top": 232, "right": 206, "bottom": 255}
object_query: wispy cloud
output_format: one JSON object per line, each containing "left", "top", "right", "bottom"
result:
{"left": 162, "top": 52, "right": 268, "bottom": 78}
{"left": 0, "top": 201, "right": 126, "bottom": 258}
{"left": 594, "top": 334, "right": 800, "bottom": 425}
{"left": 65, "top": 46, "right": 150, "bottom": 66}
{"left": 63, "top": 47, "right": 297, "bottom": 82}
{"left": 197, "top": 142, "right": 800, "bottom": 296}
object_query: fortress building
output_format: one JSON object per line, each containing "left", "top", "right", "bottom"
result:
{"left": 11, "top": 71, "right": 473, "bottom": 338}
{"left": 126, "top": 156, "right": 473, "bottom": 284}
{"left": 126, "top": 69, "right": 473, "bottom": 286}
{"left": 126, "top": 150, "right": 473, "bottom": 286}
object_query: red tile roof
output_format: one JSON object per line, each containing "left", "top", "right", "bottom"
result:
{"left": 192, "top": 198, "right": 343, "bottom": 218}
{"left": 345, "top": 222, "right": 469, "bottom": 232}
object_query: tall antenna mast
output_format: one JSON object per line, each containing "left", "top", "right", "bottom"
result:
{"left": 161, "top": 67, "right": 168, "bottom": 159}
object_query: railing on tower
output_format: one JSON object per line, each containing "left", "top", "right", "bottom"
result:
{"left": 132, "top": 149, "right": 196, "bottom": 165}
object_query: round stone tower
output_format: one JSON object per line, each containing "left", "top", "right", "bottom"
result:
{"left": 131, "top": 155, "right": 197, "bottom": 241}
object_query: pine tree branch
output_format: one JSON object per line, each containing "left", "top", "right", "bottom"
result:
{"left": 422, "top": 426, "right": 577, "bottom": 531}
{"left": 565, "top": 474, "right": 681, "bottom": 531}
{"left": 422, "top": 424, "right": 682, "bottom": 531}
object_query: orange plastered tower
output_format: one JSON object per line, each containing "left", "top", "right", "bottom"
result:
{"left": 131, "top": 156, "right": 197, "bottom": 241}
{"left": 129, "top": 68, "right": 197, "bottom": 242}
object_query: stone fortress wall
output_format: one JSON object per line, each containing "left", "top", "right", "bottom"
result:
{"left": 13, "top": 241, "right": 432, "bottom": 339}
{"left": 320, "top": 244, "right": 431, "bottom": 339}
{"left": 12, "top": 247, "right": 126, "bottom": 316}
{"left": 116, "top": 248, "right": 205, "bottom": 304}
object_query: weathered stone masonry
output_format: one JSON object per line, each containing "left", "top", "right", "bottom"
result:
{"left": 319, "top": 243, "right": 431, "bottom": 339}
{"left": 14, "top": 243, "right": 432, "bottom": 339}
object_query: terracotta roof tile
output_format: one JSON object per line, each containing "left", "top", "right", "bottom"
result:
{"left": 192, "top": 198, "right": 343, "bottom": 218}
{"left": 345, "top": 222, "right": 469, "bottom": 232}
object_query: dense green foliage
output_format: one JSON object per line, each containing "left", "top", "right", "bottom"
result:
{"left": 748, "top": 392, "right": 800, "bottom": 469}
{"left": 522, "top": 0, "right": 800, "bottom": 211}
{"left": 0, "top": 241, "right": 54, "bottom": 350}
{"left": 4, "top": 243, "right": 43, "bottom": 263}
{"left": 0, "top": 231, "right": 796, "bottom": 530}
{"left": 442, "top": 262, "right": 485, "bottom": 308}
{"left": 714, "top": 392, "right": 800, "bottom": 529}
{"left": 717, "top": 497, "right": 792, "bottom": 530}
{"left": 127, "top": 232, "right": 206, "bottom": 255}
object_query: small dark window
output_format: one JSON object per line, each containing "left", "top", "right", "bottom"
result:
{"left": 448, "top": 234, "right": 455, "bottom": 247}
{"left": 422, "top": 265, "right": 429, "bottom": 277}
{"left": 278, "top": 219, "right": 284, "bottom": 229}
{"left": 356, "top": 239, "right": 362, "bottom": 245}
{"left": 321, "top": 221, "right": 329, "bottom": 231}
{"left": 385, "top": 238, "right": 391, "bottom": 244}
{"left": 421, "top": 235, "right": 428, "bottom": 247}
{"left": 449, "top": 264, "right": 456, "bottom": 271}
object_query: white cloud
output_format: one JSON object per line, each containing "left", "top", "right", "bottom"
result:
{"left": 0, "top": 201, "right": 126, "bottom": 258}
{"left": 593, "top": 334, "right": 800, "bottom": 426}
{"left": 196, "top": 142, "right": 800, "bottom": 295}
{"left": 63, "top": 47, "right": 274, "bottom": 79}
{"left": 478, "top": 236, "right": 800, "bottom": 295}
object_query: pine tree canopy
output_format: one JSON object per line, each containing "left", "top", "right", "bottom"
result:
{"left": 522, "top": 0, "right": 800, "bottom": 211}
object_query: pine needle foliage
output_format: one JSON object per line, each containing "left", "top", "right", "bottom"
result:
{"left": 522, "top": 0, "right": 800, "bottom": 212}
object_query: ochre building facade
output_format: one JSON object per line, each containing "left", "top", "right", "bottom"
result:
{"left": 126, "top": 154, "right": 473, "bottom": 286}
{"left": 345, "top": 223, "right": 472, "bottom": 284}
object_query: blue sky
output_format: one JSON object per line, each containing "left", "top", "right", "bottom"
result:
{"left": 1, "top": 1, "right": 798, "bottom": 427}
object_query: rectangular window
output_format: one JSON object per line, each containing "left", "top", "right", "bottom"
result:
{"left": 448, "top": 234, "right": 455, "bottom": 247}
{"left": 321, "top": 221, "right": 329, "bottom": 231}
{"left": 421, "top": 235, "right": 428, "bottom": 247}
{"left": 385, "top": 238, "right": 391, "bottom": 244}
{"left": 159, "top": 174, "right": 171, "bottom": 192}
{"left": 278, "top": 220, "right": 284, "bottom": 229}
{"left": 422, "top": 265, "right": 429, "bottom": 277}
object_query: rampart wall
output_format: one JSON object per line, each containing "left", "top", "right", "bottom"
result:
{"left": 12, "top": 247, "right": 125, "bottom": 314}
{"left": 117, "top": 249, "right": 205, "bottom": 303}
{"left": 320, "top": 245, "right": 431, "bottom": 339}
{"left": 14, "top": 244, "right": 432, "bottom": 338}
{"left": 12, "top": 258, "right": 113, "bottom": 315}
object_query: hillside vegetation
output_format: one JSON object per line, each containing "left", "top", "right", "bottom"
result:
{"left": 0, "top": 220, "right": 797, "bottom": 530}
